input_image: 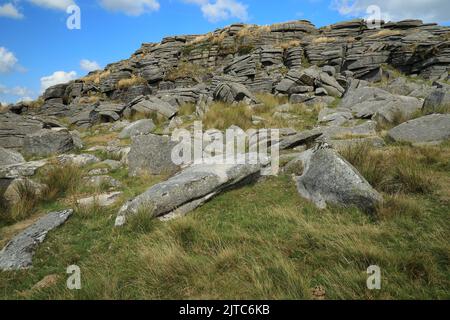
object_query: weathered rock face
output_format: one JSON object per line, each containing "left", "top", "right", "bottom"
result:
{"left": 0, "top": 113, "right": 44, "bottom": 149}
{"left": 118, "top": 119, "right": 156, "bottom": 139}
{"left": 0, "top": 147, "right": 25, "bottom": 166}
{"left": 116, "top": 155, "right": 266, "bottom": 225}
{"left": 0, "top": 210, "right": 73, "bottom": 271}
{"left": 0, "top": 160, "right": 47, "bottom": 179}
{"left": 388, "top": 114, "right": 450, "bottom": 144}
{"left": 128, "top": 134, "right": 180, "bottom": 176}
{"left": 23, "top": 128, "right": 74, "bottom": 157}
{"left": 295, "top": 144, "right": 382, "bottom": 214}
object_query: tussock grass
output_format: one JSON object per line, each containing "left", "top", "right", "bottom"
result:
{"left": 369, "top": 29, "right": 401, "bottom": 38}
{"left": 82, "top": 70, "right": 110, "bottom": 84}
{"left": 1, "top": 172, "right": 448, "bottom": 299}
{"left": 177, "top": 103, "right": 196, "bottom": 116}
{"left": 165, "top": 62, "right": 210, "bottom": 82}
{"left": 40, "top": 164, "right": 83, "bottom": 201}
{"left": 312, "top": 37, "right": 337, "bottom": 44}
{"left": 0, "top": 180, "right": 41, "bottom": 223}
{"left": 116, "top": 76, "right": 147, "bottom": 89}
{"left": 340, "top": 143, "right": 434, "bottom": 195}
{"left": 203, "top": 102, "right": 254, "bottom": 130}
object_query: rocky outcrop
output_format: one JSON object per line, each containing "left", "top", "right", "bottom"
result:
{"left": 294, "top": 144, "right": 382, "bottom": 214}
{"left": 0, "top": 113, "right": 44, "bottom": 149}
{"left": 388, "top": 114, "right": 450, "bottom": 144}
{"left": 0, "top": 210, "right": 73, "bottom": 271}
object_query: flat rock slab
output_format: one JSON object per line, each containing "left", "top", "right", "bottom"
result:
{"left": 0, "top": 210, "right": 73, "bottom": 271}
{"left": 388, "top": 114, "right": 450, "bottom": 144}
{"left": 116, "top": 155, "right": 267, "bottom": 226}
{"left": 0, "top": 160, "right": 47, "bottom": 179}
{"left": 77, "top": 192, "right": 123, "bottom": 207}
{"left": 57, "top": 154, "right": 101, "bottom": 167}
{"left": 0, "top": 147, "right": 25, "bottom": 166}
{"left": 295, "top": 145, "right": 382, "bottom": 214}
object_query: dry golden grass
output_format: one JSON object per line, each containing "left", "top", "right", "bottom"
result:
{"left": 165, "top": 62, "right": 210, "bottom": 81}
{"left": 82, "top": 70, "right": 110, "bottom": 84}
{"left": 116, "top": 75, "right": 147, "bottom": 89}
{"left": 340, "top": 144, "right": 435, "bottom": 195}
{"left": 369, "top": 29, "right": 401, "bottom": 38}
{"left": 203, "top": 102, "right": 253, "bottom": 130}
{"left": 277, "top": 40, "right": 301, "bottom": 50}
{"left": 79, "top": 95, "right": 101, "bottom": 105}
{"left": 312, "top": 37, "right": 337, "bottom": 44}
{"left": 84, "top": 132, "right": 118, "bottom": 147}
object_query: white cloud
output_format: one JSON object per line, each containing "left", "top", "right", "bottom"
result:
{"left": 0, "top": 84, "right": 34, "bottom": 104}
{"left": 0, "top": 3, "right": 24, "bottom": 19}
{"left": 28, "top": 0, "right": 75, "bottom": 10}
{"left": 0, "top": 47, "right": 19, "bottom": 73}
{"left": 100, "top": 0, "right": 160, "bottom": 16}
{"left": 40, "top": 70, "right": 77, "bottom": 92}
{"left": 80, "top": 59, "right": 101, "bottom": 72}
{"left": 331, "top": 0, "right": 450, "bottom": 23}
{"left": 185, "top": 0, "right": 249, "bottom": 22}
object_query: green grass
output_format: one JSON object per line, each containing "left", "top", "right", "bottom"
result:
{"left": 0, "top": 164, "right": 449, "bottom": 299}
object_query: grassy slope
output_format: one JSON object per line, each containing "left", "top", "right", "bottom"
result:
{"left": 0, "top": 143, "right": 449, "bottom": 299}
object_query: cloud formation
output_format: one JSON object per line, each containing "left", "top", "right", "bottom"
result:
{"left": 28, "top": 0, "right": 75, "bottom": 11}
{"left": 99, "top": 0, "right": 160, "bottom": 16}
{"left": 332, "top": 0, "right": 450, "bottom": 23}
{"left": 0, "top": 3, "right": 24, "bottom": 19}
{"left": 40, "top": 70, "right": 77, "bottom": 92}
{"left": 80, "top": 59, "right": 101, "bottom": 72}
{"left": 185, "top": 0, "right": 249, "bottom": 23}
{"left": 0, "top": 47, "right": 20, "bottom": 73}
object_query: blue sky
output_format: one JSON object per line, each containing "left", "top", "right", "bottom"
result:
{"left": 1, "top": 0, "right": 450, "bottom": 104}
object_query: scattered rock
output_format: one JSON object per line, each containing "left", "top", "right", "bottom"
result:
{"left": 388, "top": 114, "right": 450, "bottom": 144}
{"left": 57, "top": 154, "right": 100, "bottom": 167}
{"left": 128, "top": 134, "right": 180, "bottom": 176}
{"left": 294, "top": 144, "right": 382, "bottom": 214}
{"left": 77, "top": 192, "right": 123, "bottom": 207}
{"left": 118, "top": 119, "right": 156, "bottom": 139}
{"left": 116, "top": 154, "right": 268, "bottom": 225}
{"left": 0, "top": 210, "right": 73, "bottom": 271}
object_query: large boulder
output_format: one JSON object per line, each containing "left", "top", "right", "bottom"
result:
{"left": 129, "top": 96, "right": 178, "bottom": 119}
{"left": 422, "top": 88, "right": 450, "bottom": 114}
{"left": 128, "top": 134, "right": 180, "bottom": 176}
{"left": 0, "top": 147, "right": 25, "bottom": 166}
{"left": 42, "top": 83, "right": 68, "bottom": 102}
{"left": 118, "top": 119, "right": 156, "bottom": 139}
{"left": 295, "top": 144, "right": 382, "bottom": 214}
{"left": 23, "top": 128, "right": 74, "bottom": 157}
{"left": 388, "top": 114, "right": 450, "bottom": 144}
{"left": 339, "top": 86, "right": 423, "bottom": 125}
{"left": 0, "top": 210, "right": 73, "bottom": 271}
{"left": 116, "top": 155, "right": 267, "bottom": 225}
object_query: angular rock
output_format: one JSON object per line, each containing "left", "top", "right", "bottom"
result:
{"left": 0, "top": 160, "right": 47, "bottom": 179}
{"left": 295, "top": 144, "right": 382, "bottom": 213}
{"left": 128, "top": 134, "right": 180, "bottom": 176}
{"left": 422, "top": 88, "right": 450, "bottom": 114}
{"left": 118, "top": 119, "right": 156, "bottom": 139}
{"left": 388, "top": 114, "right": 450, "bottom": 144}
{"left": 213, "top": 82, "right": 257, "bottom": 104}
{"left": 23, "top": 128, "right": 74, "bottom": 157}
{"left": 0, "top": 147, "right": 25, "bottom": 166}
{"left": 0, "top": 210, "right": 73, "bottom": 271}
{"left": 77, "top": 192, "right": 122, "bottom": 207}
{"left": 129, "top": 96, "right": 178, "bottom": 118}
{"left": 57, "top": 154, "right": 100, "bottom": 167}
